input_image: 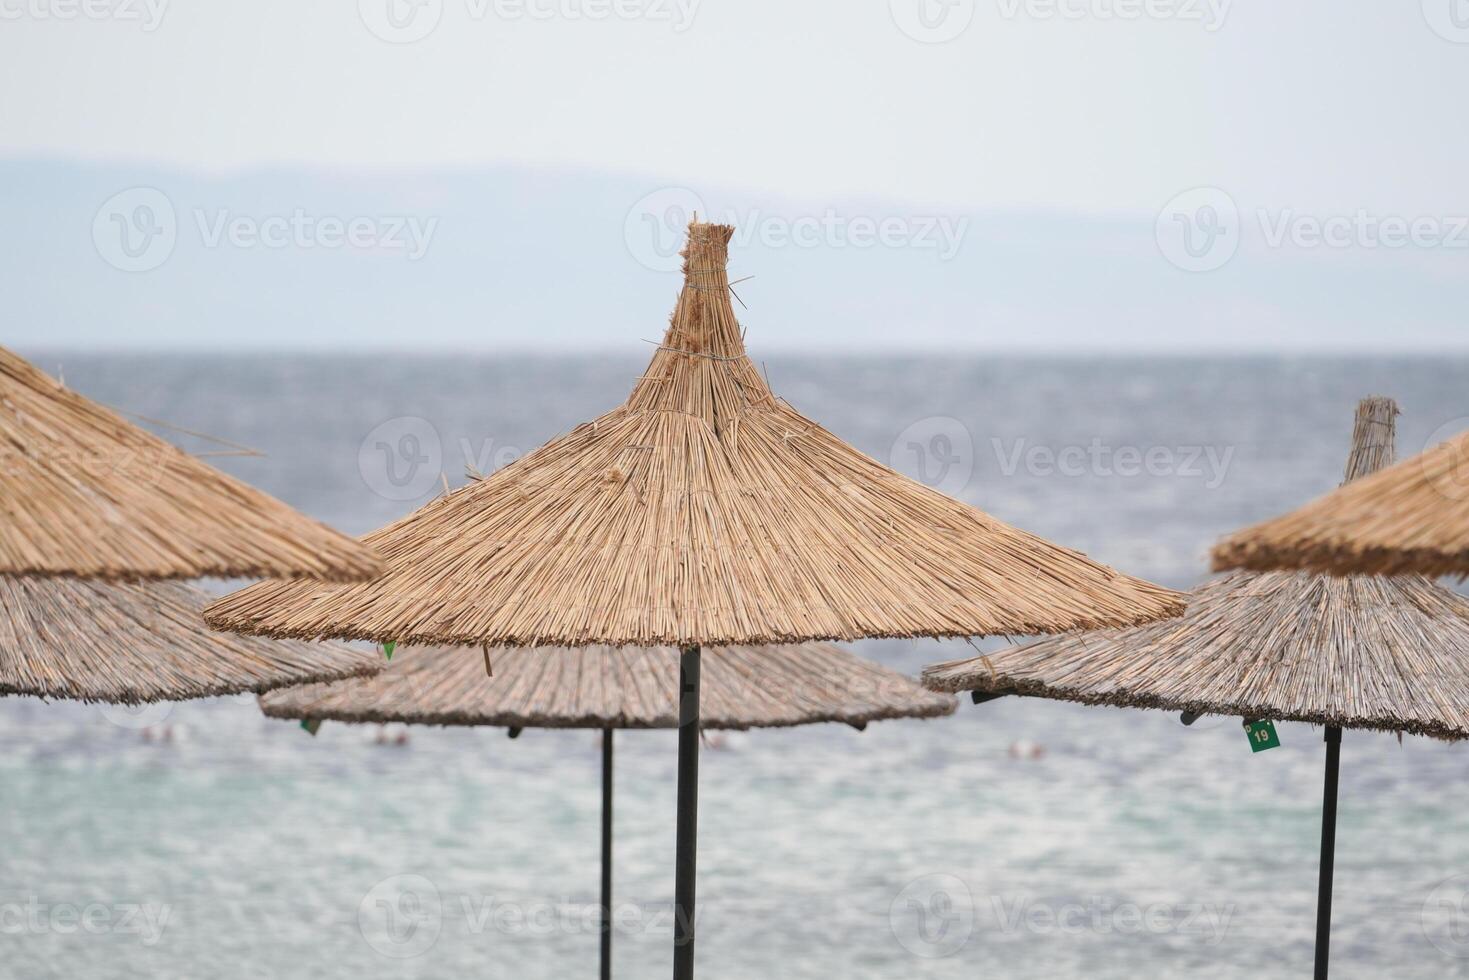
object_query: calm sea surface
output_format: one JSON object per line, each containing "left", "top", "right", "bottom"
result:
{"left": 4, "top": 352, "right": 1469, "bottom": 979}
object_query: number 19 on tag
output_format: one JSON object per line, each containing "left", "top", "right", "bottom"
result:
{"left": 1244, "top": 719, "right": 1280, "bottom": 752}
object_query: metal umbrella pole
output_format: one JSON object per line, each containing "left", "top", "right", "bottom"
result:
{"left": 601, "top": 727, "right": 615, "bottom": 980}
{"left": 673, "top": 646, "right": 701, "bottom": 980}
{"left": 1314, "top": 726, "right": 1342, "bottom": 980}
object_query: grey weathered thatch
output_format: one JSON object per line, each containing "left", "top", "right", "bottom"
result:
{"left": 0, "top": 347, "right": 381, "bottom": 582}
{"left": 260, "top": 643, "right": 955, "bottom": 730}
{"left": 0, "top": 577, "right": 383, "bottom": 704}
{"left": 206, "top": 221, "right": 1183, "bottom": 648}
{"left": 924, "top": 398, "right": 1469, "bottom": 738}
{"left": 1213, "top": 404, "right": 1469, "bottom": 577}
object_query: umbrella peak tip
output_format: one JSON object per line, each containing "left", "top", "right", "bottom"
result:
{"left": 679, "top": 219, "right": 735, "bottom": 274}
{"left": 1343, "top": 396, "right": 1399, "bottom": 484}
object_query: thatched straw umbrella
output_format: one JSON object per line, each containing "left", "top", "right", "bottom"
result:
{"left": 259, "top": 642, "right": 955, "bottom": 979}
{"left": 206, "top": 219, "right": 1183, "bottom": 978}
{"left": 1211, "top": 405, "right": 1469, "bottom": 577}
{"left": 0, "top": 577, "right": 382, "bottom": 703}
{"left": 0, "top": 347, "right": 379, "bottom": 582}
{"left": 923, "top": 397, "right": 1454, "bottom": 979}
{"left": 0, "top": 349, "right": 384, "bottom": 920}
{"left": 0, "top": 349, "right": 382, "bottom": 740}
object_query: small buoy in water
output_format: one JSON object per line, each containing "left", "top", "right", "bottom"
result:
{"left": 370, "top": 724, "right": 411, "bottom": 746}
{"left": 1007, "top": 740, "right": 1045, "bottom": 760}
{"left": 142, "top": 724, "right": 182, "bottom": 743}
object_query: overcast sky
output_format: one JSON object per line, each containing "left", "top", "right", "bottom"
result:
{"left": 2, "top": 1, "right": 1467, "bottom": 349}
{"left": 4, "top": 2, "right": 1466, "bottom": 213}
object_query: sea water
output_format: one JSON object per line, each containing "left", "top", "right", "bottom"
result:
{"left": 3, "top": 351, "right": 1468, "bottom": 979}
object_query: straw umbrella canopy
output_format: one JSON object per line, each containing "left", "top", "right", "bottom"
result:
{"left": 207, "top": 219, "right": 1183, "bottom": 979}
{"left": 1211, "top": 407, "right": 1469, "bottom": 578}
{"left": 0, "top": 576, "right": 382, "bottom": 703}
{"left": 260, "top": 642, "right": 955, "bottom": 730}
{"left": 261, "top": 642, "right": 954, "bottom": 979}
{"left": 923, "top": 397, "right": 1454, "bottom": 979}
{"left": 0, "top": 347, "right": 380, "bottom": 582}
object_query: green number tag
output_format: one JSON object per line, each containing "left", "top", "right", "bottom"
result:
{"left": 1244, "top": 719, "right": 1279, "bottom": 752}
{"left": 382, "top": 641, "right": 396, "bottom": 660}
{"left": 300, "top": 719, "right": 322, "bottom": 736}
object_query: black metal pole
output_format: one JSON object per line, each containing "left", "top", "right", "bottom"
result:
{"left": 673, "top": 645, "right": 701, "bottom": 980}
{"left": 1314, "top": 726, "right": 1342, "bottom": 980}
{"left": 601, "top": 727, "right": 614, "bottom": 980}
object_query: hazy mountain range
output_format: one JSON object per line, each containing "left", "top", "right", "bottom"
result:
{"left": 3, "top": 159, "right": 1462, "bottom": 352}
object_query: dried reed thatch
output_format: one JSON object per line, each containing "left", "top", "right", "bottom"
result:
{"left": 0, "top": 347, "right": 381, "bottom": 581}
{"left": 260, "top": 643, "right": 955, "bottom": 730}
{"left": 0, "top": 577, "right": 383, "bottom": 704}
{"left": 1212, "top": 405, "right": 1469, "bottom": 577}
{"left": 207, "top": 221, "right": 1183, "bottom": 647}
{"left": 924, "top": 398, "right": 1469, "bottom": 738}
